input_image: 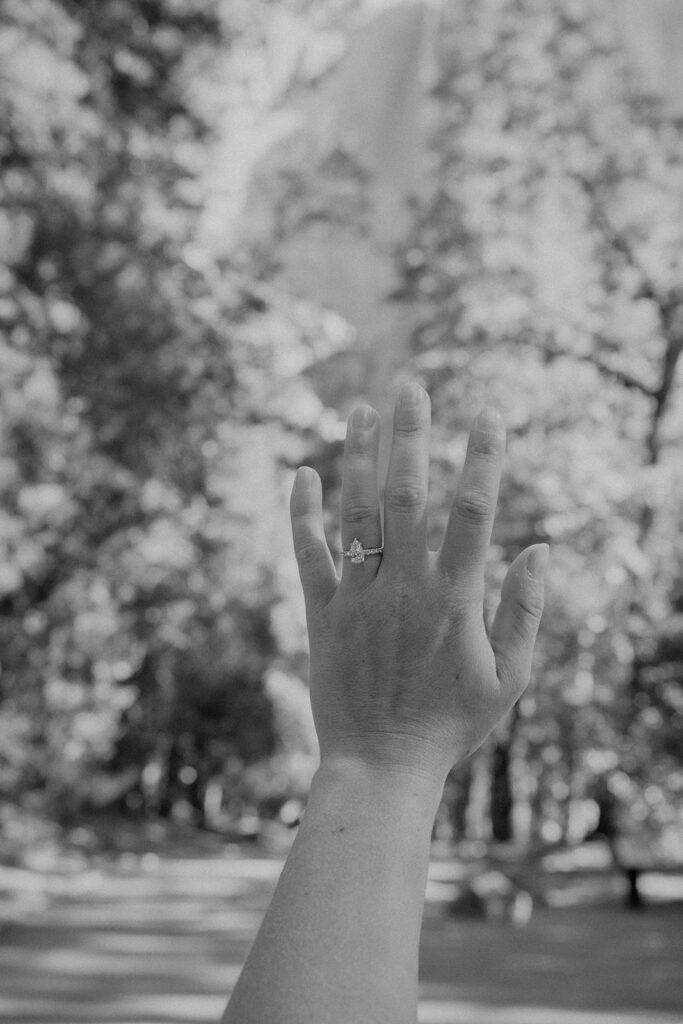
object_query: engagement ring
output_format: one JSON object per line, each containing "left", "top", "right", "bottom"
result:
{"left": 342, "top": 538, "right": 384, "bottom": 564}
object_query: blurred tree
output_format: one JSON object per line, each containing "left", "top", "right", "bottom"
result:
{"left": 0, "top": 0, "right": 341, "bottom": 830}
{"left": 221, "top": 0, "right": 683, "bottom": 850}
{"left": 392, "top": 0, "right": 683, "bottom": 849}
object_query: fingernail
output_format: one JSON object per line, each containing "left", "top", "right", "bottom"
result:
{"left": 398, "top": 382, "right": 426, "bottom": 408}
{"left": 527, "top": 544, "right": 549, "bottom": 580}
{"left": 352, "top": 404, "right": 377, "bottom": 429}
{"left": 295, "top": 466, "right": 316, "bottom": 489}
{"left": 478, "top": 406, "right": 502, "bottom": 431}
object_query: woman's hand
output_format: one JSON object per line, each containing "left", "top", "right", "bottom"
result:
{"left": 224, "top": 382, "right": 549, "bottom": 1024}
{"left": 290, "top": 382, "right": 548, "bottom": 788}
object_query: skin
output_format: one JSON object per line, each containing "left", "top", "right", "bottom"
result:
{"left": 222, "top": 382, "right": 548, "bottom": 1024}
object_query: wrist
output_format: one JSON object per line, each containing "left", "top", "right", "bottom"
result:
{"left": 310, "top": 756, "right": 445, "bottom": 828}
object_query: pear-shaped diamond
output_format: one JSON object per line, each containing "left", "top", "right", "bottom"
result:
{"left": 349, "top": 538, "right": 365, "bottom": 563}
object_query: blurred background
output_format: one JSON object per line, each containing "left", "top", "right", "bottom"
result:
{"left": 1, "top": 1, "right": 682, "bottom": 1021}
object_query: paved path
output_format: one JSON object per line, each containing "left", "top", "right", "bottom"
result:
{"left": 1, "top": 849, "right": 682, "bottom": 1024}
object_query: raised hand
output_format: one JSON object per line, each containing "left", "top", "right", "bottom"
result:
{"left": 225, "top": 382, "right": 549, "bottom": 1024}
{"left": 290, "top": 382, "right": 548, "bottom": 786}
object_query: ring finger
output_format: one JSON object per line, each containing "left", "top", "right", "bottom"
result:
{"left": 340, "top": 404, "right": 382, "bottom": 586}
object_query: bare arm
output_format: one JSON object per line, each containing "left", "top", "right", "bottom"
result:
{"left": 222, "top": 383, "right": 548, "bottom": 1024}
{"left": 223, "top": 761, "right": 440, "bottom": 1024}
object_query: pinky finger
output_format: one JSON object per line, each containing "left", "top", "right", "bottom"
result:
{"left": 489, "top": 545, "right": 549, "bottom": 700}
{"left": 290, "top": 467, "right": 338, "bottom": 609}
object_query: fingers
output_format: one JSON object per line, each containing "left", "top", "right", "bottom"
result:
{"left": 340, "top": 404, "right": 382, "bottom": 586}
{"left": 290, "top": 467, "right": 338, "bottom": 609}
{"left": 382, "top": 382, "right": 431, "bottom": 573}
{"left": 438, "top": 407, "right": 505, "bottom": 591}
{"left": 489, "top": 545, "right": 549, "bottom": 700}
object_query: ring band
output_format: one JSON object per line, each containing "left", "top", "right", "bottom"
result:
{"left": 342, "top": 537, "right": 384, "bottom": 564}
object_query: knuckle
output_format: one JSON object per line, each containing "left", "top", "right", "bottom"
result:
{"left": 342, "top": 501, "right": 377, "bottom": 524}
{"left": 346, "top": 436, "right": 373, "bottom": 457}
{"left": 515, "top": 589, "right": 544, "bottom": 623}
{"left": 394, "top": 416, "right": 425, "bottom": 437}
{"left": 451, "top": 580, "right": 485, "bottom": 610}
{"left": 295, "top": 541, "right": 325, "bottom": 570}
{"left": 495, "top": 651, "right": 520, "bottom": 693}
{"left": 455, "top": 489, "right": 492, "bottom": 524}
{"left": 387, "top": 481, "right": 426, "bottom": 511}
{"left": 493, "top": 648, "right": 512, "bottom": 685}
{"left": 471, "top": 432, "right": 502, "bottom": 458}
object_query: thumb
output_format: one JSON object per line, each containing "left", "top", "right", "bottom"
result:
{"left": 489, "top": 544, "right": 549, "bottom": 699}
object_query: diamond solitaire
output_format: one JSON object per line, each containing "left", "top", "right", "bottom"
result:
{"left": 342, "top": 538, "right": 384, "bottom": 564}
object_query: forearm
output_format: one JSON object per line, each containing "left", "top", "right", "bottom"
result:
{"left": 222, "top": 758, "right": 443, "bottom": 1024}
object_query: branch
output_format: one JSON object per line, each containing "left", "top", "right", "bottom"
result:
{"left": 645, "top": 330, "right": 683, "bottom": 465}
{"left": 540, "top": 341, "right": 658, "bottom": 398}
{"left": 571, "top": 172, "right": 666, "bottom": 309}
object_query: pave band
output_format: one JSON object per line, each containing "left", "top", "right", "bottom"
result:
{"left": 342, "top": 537, "right": 384, "bottom": 564}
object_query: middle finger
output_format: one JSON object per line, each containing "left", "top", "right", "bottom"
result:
{"left": 382, "top": 382, "right": 431, "bottom": 574}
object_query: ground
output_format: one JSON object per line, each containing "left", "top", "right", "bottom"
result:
{"left": 0, "top": 830, "right": 682, "bottom": 1024}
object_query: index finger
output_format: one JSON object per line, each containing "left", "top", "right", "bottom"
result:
{"left": 438, "top": 407, "right": 505, "bottom": 591}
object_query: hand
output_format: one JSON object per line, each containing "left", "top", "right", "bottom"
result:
{"left": 290, "top": 382, "right": 548, "bottom": 787}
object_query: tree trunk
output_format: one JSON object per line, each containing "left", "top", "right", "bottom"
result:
{"left": 445, "top": 759, "right": 472, "bottom": 840}
{"left": 489, "top": 704, "right": 522, "bottom": 842}
{"left": 465, "top": 744, "right": 492, "bottom": 842}
{"left": 490, "top": 739, "right": 514, "bottom": 841}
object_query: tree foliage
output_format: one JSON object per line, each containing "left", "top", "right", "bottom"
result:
{"left": 392, "top": 0, "right": 683, "bottom": 847}
{"left": 0, "top": 0, "right": 334, "bottom": 828}
{"left": 2, "top": 0, "right": 682, "bottom": 857}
